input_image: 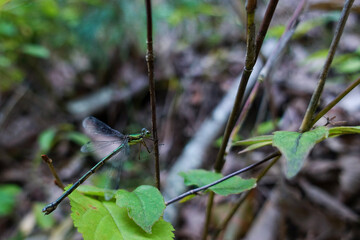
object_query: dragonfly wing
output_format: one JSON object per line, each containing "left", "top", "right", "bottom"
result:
{"left": 81, "top": 140, "right": 124, "bottom": 156}
{"left": 83, "top": 116, "right": 125, "bottom": 139}
{"left": 103, "top": 142, "right": 130, "bottom": 200}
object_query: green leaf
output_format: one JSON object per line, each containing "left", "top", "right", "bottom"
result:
{"left": 65, "top": 131, "right": 89, "bottom": 146}
{"left": 255, "top": 119, "right": 278, "bottom": 135}
{"left": 38, "top": 128, "right": 57, "bottom": 153}
{"left": 233, "top": 135, "right": 273, "bottom": 146}
{"left": 293, "top": 17, "right": 327, "bottom": 39}
{"left": 179, "top": 194, "right": 196, "bottom": 203}
{"left": 21, "top": 44, "right": 50, "bottom": 58}
{"left": 34, "top": 203, "right": 55, "bottom": 230}
{"left": 273, "top": 126, "right": 329, "bottom": 178}
{"left": 70, "top": 190, "right": 174, "bottom": 240}
{"left": 116, "top": 185, "right": 165, "bottom": 234}
{"left": 329, "top": 126, "right": 360, "bottom": 138}
{"left": 233, "top": 135, "right": 273, "bottom": 154}
{"left": 267, "top": 25, "right": 285, "bottom": 39}
{"left": 77, "top": 185, "right": 115, "bottom": 199}
{"left": 335, "top": 58, "right": 360, "bottom": 74}
{"left": 179, "top": 170, "right": 257, "bottom": 196}
{"left": 0, "top": 184, "right": 21, "bottom": 216}
{"left": 0, "top": 0, "right": 11, "bottom": 9}
{"left": 238, "top": 141, "right": 273, "bottom": 154}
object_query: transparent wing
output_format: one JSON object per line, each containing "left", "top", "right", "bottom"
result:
{"left": 81, "top": 116, "right": 126, "bottom": 158}
{"left": 81, "top": 116, "right": 130, "bottom": 200}
{"left": 81, "top": 140, "right": 124, "bottom": 155}
{"left": 82, "top": 116, "right": 125, "bottom": 140}
{"left": 102, "top": 143, "right": 130, "bottom": 200}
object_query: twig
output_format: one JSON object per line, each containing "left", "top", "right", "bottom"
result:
{"left": 225, "top": 0, "right": 280, "bottom": 154}
{"left": 254, "top": 0, "right": 279, "bottom": 59}
{"left": 202, "top": 1, "right": 260, "bottom": 238}
{"left": 299, "top": 0, "right": 355, "bottom": 132}
{"left": 165, "top": 151, "right": 280, "bottom": 206}
{"left": 162, "top": 60, "right": 262, "bottom": 223}
{"left": 257, "top": 0, "right": 306, "bottom": 128}
{"left": 145, "top": 0, "right": 160, "bottom": 190}
{"left": 202, "top": 1, "right": 257, "bottom": 238}
{"left": 311, "top": 77, "right": 360, "bottom": 126}
{"left": 215, "top": 154, "right": 281, "bottom": 238}
{"left": 41, "top": 155, "right": 65, "bottom": 190}
{"left": 213, "top": 0, "right": 257, "bottom": 173}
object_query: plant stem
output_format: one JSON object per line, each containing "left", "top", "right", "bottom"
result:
{"left": 299, "top": 0, "right": 355, "bottom": 132}
{"left": 312, "top": 77, "right": 360, "bottom": 126}
{"left": 254, "top": 0, "right": 279, "bottom": 59}
{"left": 225, "top": 0, "right": 279, "bottom": 156}
{"left": 202, "top": 192, "right": 214, "bottom": 240}
{"left": 145, "top": 0, "right": 160, "bottom": 190}
{"left": 41, "top": 155, "right": 65, "bottom": 190}
{"left": 214, "top": 0, "right": 256, "bottom": 180}
{"left": 215, "top": 154, "right": 280, "bottom": 238}
{"left": 203, "top": 1, "right": 256, "bottom": 236}
{"left": 165, "top": 151, "right": 280, "bottom": 206}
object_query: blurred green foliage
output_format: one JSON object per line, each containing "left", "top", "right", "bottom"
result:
{"left": 0, "top": 184, "right": 21, "bottom": 216}
{"left": 38, "top": 123, "right": 89, "bottom": 155}
{"left": 0, "top": 0, "right": 227, "bottom": 92}
{"left": 267, "top": 12, "right": 341, "bottom": 40}
{"left": 303, "top": 46, "right": 360, "bottom": 79}
{"left": 33, "top": 203, "right": 55, "bottom": 230}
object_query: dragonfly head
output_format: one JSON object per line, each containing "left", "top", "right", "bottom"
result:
{"left": 141, "top": 128, "right": 151, "bottom": 137}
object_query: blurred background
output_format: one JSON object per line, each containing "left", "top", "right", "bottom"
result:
{"left": 0, "top": 0, "right": 360, "bottom": 239}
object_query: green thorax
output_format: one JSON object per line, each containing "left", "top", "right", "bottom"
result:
{"left": 128, "top": 128, "right": 151, "bottom": 145}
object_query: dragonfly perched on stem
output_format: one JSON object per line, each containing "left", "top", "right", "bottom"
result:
{"left": 42, "top": 116, "right": 151, "bottom": 215}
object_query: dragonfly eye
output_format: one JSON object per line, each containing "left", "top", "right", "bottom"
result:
{"left": 141, "top": 128, "right": 150, "bottom": 136}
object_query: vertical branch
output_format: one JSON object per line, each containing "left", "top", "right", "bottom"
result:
{"left": 224, "top": 0, "right": 279, "bottom": 155}
{"left": 202, "top": 1, "right": 257, "bottom": 239}
{"left": 299, "top": 0, "right": 355, "bottom": 132}
{"left": 213, "top": 0, "right": 257, "bottom": 173}
{"left": 254, "top": 0, "right": 279, "bottom": 59}
{"left": 145, "top": 0, "right": 160, "bottom": 190}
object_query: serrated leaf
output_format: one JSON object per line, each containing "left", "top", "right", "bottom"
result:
{"left": 179, "top": 170, "right": 256, "bottom": 196}
{"left": 70, "top": 190, "right": 174, "bottom": 240}
{"left": 273, "top": 126, "right": 329, "bottom": 178}
{"left": 329, "top": 126, "right": 360, "bottom": 138}
{"left": 77, "top": 185, "right": 115, "bottom": 199}
{"left": 116, "top": 185, "right": 165, "bottom": 234}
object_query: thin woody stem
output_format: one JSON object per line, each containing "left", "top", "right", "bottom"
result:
{"left": 299, "top": 0, "right": 355, "bottom": 132}
{"left": 41, "top": 155, "right": 65, "bottom": 190}
{"left": 165, "top": 151, "right": 280, "bottom": 206}
{"left": 311, "top": 77, "right": 360, "bottom": 126}
{"left": 203, "top": 1, "right": 256, "bottom": 238}
{"left": 145, "top": 0, "right": 161, "bottom": 190}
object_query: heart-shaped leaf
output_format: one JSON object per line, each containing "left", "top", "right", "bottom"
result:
{"left": 273, "top": 126, "right": 328, "bottom": 178}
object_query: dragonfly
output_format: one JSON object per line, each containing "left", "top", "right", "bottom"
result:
{"left": 42, "top": 116, "right": 151, "bottom": 215}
